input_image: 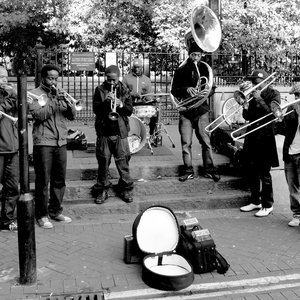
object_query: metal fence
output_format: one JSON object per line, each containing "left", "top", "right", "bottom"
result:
{"left": 2, "top": 47, "right": 300, "bottom": 122}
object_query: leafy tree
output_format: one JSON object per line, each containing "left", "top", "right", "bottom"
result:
{"left": 0, "top": 0, "right": 70, "bottom": 73}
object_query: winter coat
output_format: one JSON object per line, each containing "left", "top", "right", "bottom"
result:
{"left": 93, "top": 81, "right": 133, "bottom": 139}
{"left": 0, "top": 86, "right": 18, "bottom": 153}
{"left": 171, "top": 58, "right": 212, "bottom": 119}
{"left": 242, "top": 86, "right": 280, "bottom": 167}
{"left": 28, "top": 86, "right": 76, "bottom": 147}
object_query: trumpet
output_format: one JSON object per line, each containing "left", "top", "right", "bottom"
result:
{"left": 51, "top": 86, "right": 83, "bottom": 111}
{"left": 27, "top": 91, "right": 48, "bottom": 107}
{"left": 230, "top": 98, "right": 300, "bottom": 141}
{"left": 0, "top": 111, "right": 18, "bottom": 124}
{"left": 205, "top": 72, "right": 277, "bottom": 133}
{"left": 108, "top": 84, "right": 119, "bottom": 121}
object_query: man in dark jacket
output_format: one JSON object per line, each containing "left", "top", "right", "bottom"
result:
{"left": 171, "top": 41, "right": 220, "bottom": 182}
{"left": 277, "top": 83, "right": 300, "bottom": 226}
{"left": 29, "top": 64, "right": 76, "bottom": 229}
{"left": 0, "top": 66, "right": 18, "bottom": 231}
{"left": 240, "top": 69, "right": 281, "bottom": 217}
{"left": 93, "top": 65, "right": 134, "bottom": 204}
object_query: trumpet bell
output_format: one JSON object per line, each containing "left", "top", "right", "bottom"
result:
{"left": 188, "top": 5, "right": 222, "bottom": 52}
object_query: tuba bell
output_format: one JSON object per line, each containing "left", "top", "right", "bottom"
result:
{"left": 170, "top": 5, "right": 222, "bottom": 111}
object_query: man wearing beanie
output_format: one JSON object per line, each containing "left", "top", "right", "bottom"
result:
{"left": 92, "top": 64, "right": 134, "bottom": 204}
{"left": 171, "top": 41, "right": 220, "bottom": 182}
{"left": 122, "top": 58, "right": 158, "bottom": 138}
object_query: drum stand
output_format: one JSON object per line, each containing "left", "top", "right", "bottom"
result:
{"left": 147, "top": 99, "right": 176, "bottom": 154}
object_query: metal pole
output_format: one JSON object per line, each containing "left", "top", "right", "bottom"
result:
{"left": 17, "top": 74, "right": 37, "bottom": 284}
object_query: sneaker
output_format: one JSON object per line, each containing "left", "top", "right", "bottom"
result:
{"left": 255, "top": 207, "right": 273, "bottom": 217}
{"left": 50, "top": 214, "right": 72, "bottom": 223}
{"left": 120, "top": 190, "right": 133, "bottom": 203}
{"left": 179, "top": 173, "right": 194, "bottom": 182}
{"left": 95, "top": 190, "right": 108, "bottom": 204}
{"left": 203, "top": 169, "right": 221, "bottom": 182}
{"left": 240, "top": 203, "right": 262, "bottom": 212}
{"left": 0, "top": 222, "right": 18, "bottom": 231}
{"left": 288, "top": 217, "right": 300, "bottom": 227}
{"left": 37, "top": 217, "right": 53, "bottom": 229}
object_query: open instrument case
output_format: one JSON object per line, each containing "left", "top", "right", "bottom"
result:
{"left": 132, "top": 205, "right": 194, "bottom": 291}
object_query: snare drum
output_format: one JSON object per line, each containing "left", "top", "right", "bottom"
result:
{"left": 134, "top": 105, "right": 157, "bottom": 118}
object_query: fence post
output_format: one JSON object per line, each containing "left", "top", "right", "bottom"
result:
{"left": 35, "top": 37, "right": 45, "bottom": 88}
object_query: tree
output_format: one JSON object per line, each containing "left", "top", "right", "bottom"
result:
{"left": 221, "top": 0, "right": 300, "bottom": 75}
{"left": 0, "top": 0, "right": 70, "bottom": 73}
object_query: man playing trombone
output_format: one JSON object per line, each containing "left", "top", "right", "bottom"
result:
{"left": 240, "top": 69, "right": 281, "bottom": 217}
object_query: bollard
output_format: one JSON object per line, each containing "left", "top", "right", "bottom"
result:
{"left": 17, "top": 74, "right": 37, "bottom": 284}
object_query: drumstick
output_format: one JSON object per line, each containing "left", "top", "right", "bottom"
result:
{"left": 141, "top": 93, "right": 170, "bottom": 98}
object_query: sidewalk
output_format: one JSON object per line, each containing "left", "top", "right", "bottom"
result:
{"left": 1, "top": 122, "right": 298, "bottom": 300}
{"left": 1, "top": 208, "right": 300, "bottom": 300}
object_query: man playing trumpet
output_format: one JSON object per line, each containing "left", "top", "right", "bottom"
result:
{"left": 92, "top": 65, "right": 134, "bottom": 204}
{"left": 240, "top": 69, "right": 281, "bottom": 217}
{"left": 28, "top": 64, "right": 76, "bottom": 229}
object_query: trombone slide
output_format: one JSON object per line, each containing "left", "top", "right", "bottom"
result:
{"left": 231, "top": 98, "right": 300, "bottom": 141}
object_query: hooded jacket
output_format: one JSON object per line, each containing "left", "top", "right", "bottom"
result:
{"left": 0, "top": 86, "right": 18, "bottom": 153}
{"left": 28, "top": 85, "right": 76, "bottom": 147}
{"left": 93, "top": 81, "right": 133, "bottom": 139}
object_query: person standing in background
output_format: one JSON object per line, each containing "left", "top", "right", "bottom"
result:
{"left": 123, "top": 58, "right": 158, "bottom": 137}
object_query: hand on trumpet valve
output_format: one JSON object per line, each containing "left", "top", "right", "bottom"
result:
{"left": 105, "top": 92, "right": 115, "bottom": 102}
{"left": 115, "top": 97, "right": 123, "bottom": 108}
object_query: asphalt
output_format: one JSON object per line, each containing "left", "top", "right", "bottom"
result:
{"left": 1, "top": 121, "right": 300, "bottom": 300}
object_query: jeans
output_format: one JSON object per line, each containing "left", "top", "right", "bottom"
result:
{"left": 96, "top": 135, "right": 133, "bottom": 192}
{"left": 284, "top": 155, "right": 300, "bottom": 217}
{"left": 247, "top": 161, "right": 273, "bottom": 208}
{"left": 33, "top": 145, "right": 67, "bottom": 219}
{"left": 179, "top": 112, "right": 214, "bottom": 174}
{"left": 0, "top": 153, "right": 19, "bottom": 225}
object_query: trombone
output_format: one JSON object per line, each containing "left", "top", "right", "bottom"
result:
{"left": 51, "top": 86, "right": 83, "bottom": 111}
{"left": 27, "top": 91, "right": 48, "bottom": 107}
{"left": 205, "top": 72, "right": 277, "bottom": 133}
{"left": 230, "top": 98, "right": 300, "bottom": 141}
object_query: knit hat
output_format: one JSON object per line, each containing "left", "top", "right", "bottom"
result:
{"left": 105, "top": 65, "right": 120, "bottom": 76}
{"left": 248, "top": 69, "right": 269, "bottom": 81}
{"left": 132, "top": 58, "right": 143, "bottom": 67}
{"left": 289, "top": 83, "right": 300, "bottom": 94}
{"left": 188, "top": 42, "right": 203, "bottom": 55}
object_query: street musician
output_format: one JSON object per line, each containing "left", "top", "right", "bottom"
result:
{"left": 240, "top": 69, "right": 281, "bottom": 217}
{"left": 0, "top": 66, "right": 18, "bottom": 231}
{"left": 171, "top": 41, "right": 219, "bottom": 182}
{"left": 28, "top": 64, "right": 76, "bottom": 229}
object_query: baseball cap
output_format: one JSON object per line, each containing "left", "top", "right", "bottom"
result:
{"left": 188, "top": 42, "right": 203, "bottom": 55}
{"left": 132, "top": 58, "right": 143, "bottom": 67}
{"left": 105, "top": 65, "right": 120, "bottom": 76}
{"left": 289, "top": 82, "right": 300, "bottom": 94}
{"left": 248, "top": 69, "right": 269, "bottom": 81}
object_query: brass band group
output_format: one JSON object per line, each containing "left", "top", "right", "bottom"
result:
{"left": 1, "top": 5, "right": 300, "bottom": 231}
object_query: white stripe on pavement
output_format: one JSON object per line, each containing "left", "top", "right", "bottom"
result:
{"left": 104, "top": 273, "right": 300, "bottom": 299}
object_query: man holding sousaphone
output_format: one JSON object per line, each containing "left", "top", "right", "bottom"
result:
{"left": 239, "top": 69, "right": 281, "bottom": 217}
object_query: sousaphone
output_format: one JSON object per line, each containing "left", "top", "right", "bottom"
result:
{"left": 170, "top": 6, "right": 222, "bottom": 111}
